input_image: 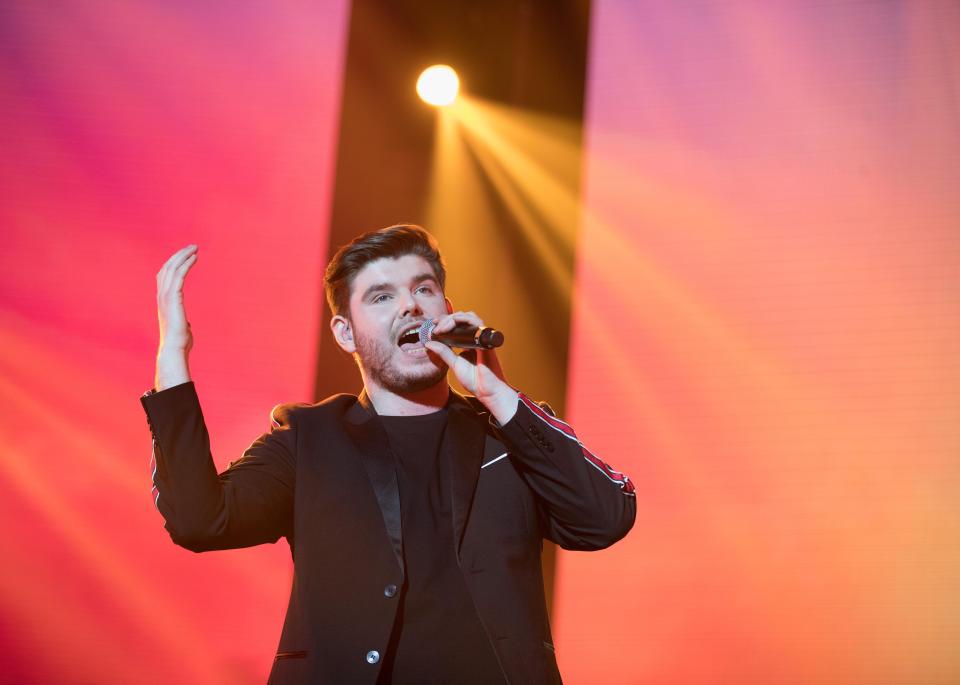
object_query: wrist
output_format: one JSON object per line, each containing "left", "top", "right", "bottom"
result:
{"left": 155, "top": 346, "right": 191, "bottom": 391}
{"left": 483, "top": 386, "right": 519, "bottom": 425}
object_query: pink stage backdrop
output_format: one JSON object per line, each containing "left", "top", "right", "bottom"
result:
{"left": 555, "top": 1, "right": 959, "bottom": 683}
{"left": 0, "top": 3, "right": 349, "bottom": 683}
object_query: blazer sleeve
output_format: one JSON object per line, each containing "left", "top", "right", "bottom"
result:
{"left": 140, "top": 381, "right": 298, "bottom": 552}
{"left": 495, "top": 392, "right": 636, "bottom": 551}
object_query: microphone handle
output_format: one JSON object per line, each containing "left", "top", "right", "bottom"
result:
{"left": 432, "top": 323, "right": 504, "bottom": 349}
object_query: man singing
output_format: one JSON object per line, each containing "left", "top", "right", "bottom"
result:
{"left": 141, "top": 224, "right": 635, "bottom": 684}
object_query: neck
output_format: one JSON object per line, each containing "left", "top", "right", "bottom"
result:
{"left": 363, "top": 377, "right": 450, "bottom": 416}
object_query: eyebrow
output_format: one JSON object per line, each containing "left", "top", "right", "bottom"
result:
{"left": 360, "top": 273, "right": 438, "bottom": 302}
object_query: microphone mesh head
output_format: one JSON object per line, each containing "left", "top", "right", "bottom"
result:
{"left": 417, "top": 320, "right": 436, "bottom": 346}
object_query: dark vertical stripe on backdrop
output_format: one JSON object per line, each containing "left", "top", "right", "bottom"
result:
{"left": 315, "top": 0, "right": 593, "bottom": 612}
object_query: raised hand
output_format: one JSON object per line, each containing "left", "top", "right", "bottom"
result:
{"left": 424, "top": 310, "right": 519, "bottom": 424}
{"left": 154, "top": 244, "right": 198, "bottom": 390}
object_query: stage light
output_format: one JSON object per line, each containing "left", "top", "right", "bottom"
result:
{"left": 417, "top": 65, "right": 459, "bottom": 106}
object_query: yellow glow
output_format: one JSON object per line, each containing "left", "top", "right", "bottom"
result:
{"left": 425, "top": 96, "right": 581, "bottom": 406}
{"left": 416, "top": 65, "right": 459, "bottom": 106}
{"left": 433, "top": 96, "right": 578, "bottom": 295}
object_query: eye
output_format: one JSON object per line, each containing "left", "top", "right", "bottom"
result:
{"left": 372, "top": 293, "right": 391, "bottom": 304}
{"left": 416, "top": 284, "right": 436, "bottom": 295}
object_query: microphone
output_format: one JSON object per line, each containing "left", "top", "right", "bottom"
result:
{"left": 418, "top": 320, "right": 504, "bottom": 349}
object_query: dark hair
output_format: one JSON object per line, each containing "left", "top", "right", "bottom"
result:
{"left": 324, "top": 224, "right": 447, "bottom": 318}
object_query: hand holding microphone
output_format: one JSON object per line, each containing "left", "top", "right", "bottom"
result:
{"left": 422, "top": 311, "right": 517, "bottom": 422}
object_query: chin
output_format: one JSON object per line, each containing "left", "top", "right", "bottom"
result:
{"left": 356, "top": 336, "right": 447, "bottom": 395}
{"left": 403, "top": 369, "right": 447, "bottom": 393}
{"left": 386, "top": 364, "right": 447, "bottom": 394}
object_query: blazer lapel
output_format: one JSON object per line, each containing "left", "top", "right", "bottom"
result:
{"left": 444, "top": 392, "right": 488, "bottom": 559}
{"left": 346, "top": 391, "right": 404, "bottom": 578}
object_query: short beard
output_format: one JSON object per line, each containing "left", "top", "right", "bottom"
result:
{"left": 354, "top": 329, "right": 447, "bottom": 394}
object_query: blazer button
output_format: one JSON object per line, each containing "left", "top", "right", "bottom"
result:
{"left": 366, "top": 650, "right": 380, "bottom": 664}
{"left": 384, "top": 584, "right": 398, "bottom": 598}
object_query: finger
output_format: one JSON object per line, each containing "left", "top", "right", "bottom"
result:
{"left": 175, "top": 251, "right": 198, "bottom": 272}
{"left": 159, "top": 244, "right": 197, "bottom": 277}
{"left": 168, "top": 244, "right": 198, "bottom": 282}
{"left": 424, "top": 341, "right": 458, "bottom": 367}
{"left": 434, "top": 310, "right": 484, "bottom": 333}
{"left": 162, "top": 251, "right": 197, "bottom": 298}
{"left": 158, "top": 257, "right": 198, "bottom": 316}
{"left": 170, "top": 253, "right": 198, "bottom": 290}
{"left": 159, "top": 245, "right": 198, "bottom": 290}
{"left": 432, "top": 313, "right": 453, "bottom": 332}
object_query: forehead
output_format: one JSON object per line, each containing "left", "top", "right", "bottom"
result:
{"left": 348, "top": 254, "right": 437, "bottom": 300}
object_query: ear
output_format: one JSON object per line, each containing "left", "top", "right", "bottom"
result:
{"left": 444, "top": 297, "right": 454, "bottom": 315}
{"left": 330, "top": 315, "right": 356, "bottom": 354}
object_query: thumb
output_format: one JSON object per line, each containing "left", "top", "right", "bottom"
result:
{"left": 424, "top": 341, "right": 458, "bottom": 366}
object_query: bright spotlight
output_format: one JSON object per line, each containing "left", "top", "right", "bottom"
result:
{"left": 417, "top": 65, "right": 459, "bottom": 106}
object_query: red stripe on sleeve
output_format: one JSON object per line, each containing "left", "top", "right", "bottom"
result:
{"left": 518, "top": 392, "right": 635, "bottom": 495}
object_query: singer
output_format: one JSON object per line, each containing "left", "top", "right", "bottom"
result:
{"left": 141, "top": 224, "right": 635, "bottom": 684}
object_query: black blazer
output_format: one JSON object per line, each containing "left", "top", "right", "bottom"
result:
{"left": 141, "top": 382, "right": 635, "bottom": 684}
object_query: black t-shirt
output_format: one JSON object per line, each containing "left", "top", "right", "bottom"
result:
{"left": 376, "top": 409, "right": 505, "bottom": 685}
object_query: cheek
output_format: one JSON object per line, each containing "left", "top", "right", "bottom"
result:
{"left": 362, "top": 316, "right": 394, "bottom": 344}
{"left": 351, "top": 307, "right": 397, "bottom": 342}
{"left": 423, "top": 297, "right": 448, "bottom": 316}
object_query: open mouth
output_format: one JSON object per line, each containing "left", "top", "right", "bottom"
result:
{"left": 397, "top": 322, "right": 426, "bottom": 351}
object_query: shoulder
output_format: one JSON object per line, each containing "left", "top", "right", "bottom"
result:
{"left": 268, "top": 393, "right": 361, "bottom": 429}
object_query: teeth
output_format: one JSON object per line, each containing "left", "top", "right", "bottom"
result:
{"left": 397, "top": 321, "right": 425, "bottom": 343}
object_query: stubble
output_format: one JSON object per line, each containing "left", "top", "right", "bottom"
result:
{"left": 354, "top": 328, "right": 447, "bottom": 394}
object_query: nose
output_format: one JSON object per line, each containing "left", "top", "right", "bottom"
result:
{"left": 399, "top": 290, "right": 422, "bottom": 318}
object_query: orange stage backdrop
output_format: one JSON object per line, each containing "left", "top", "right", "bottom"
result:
{"left": 555, "top": 2, "right": 959, "bottom": 683}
